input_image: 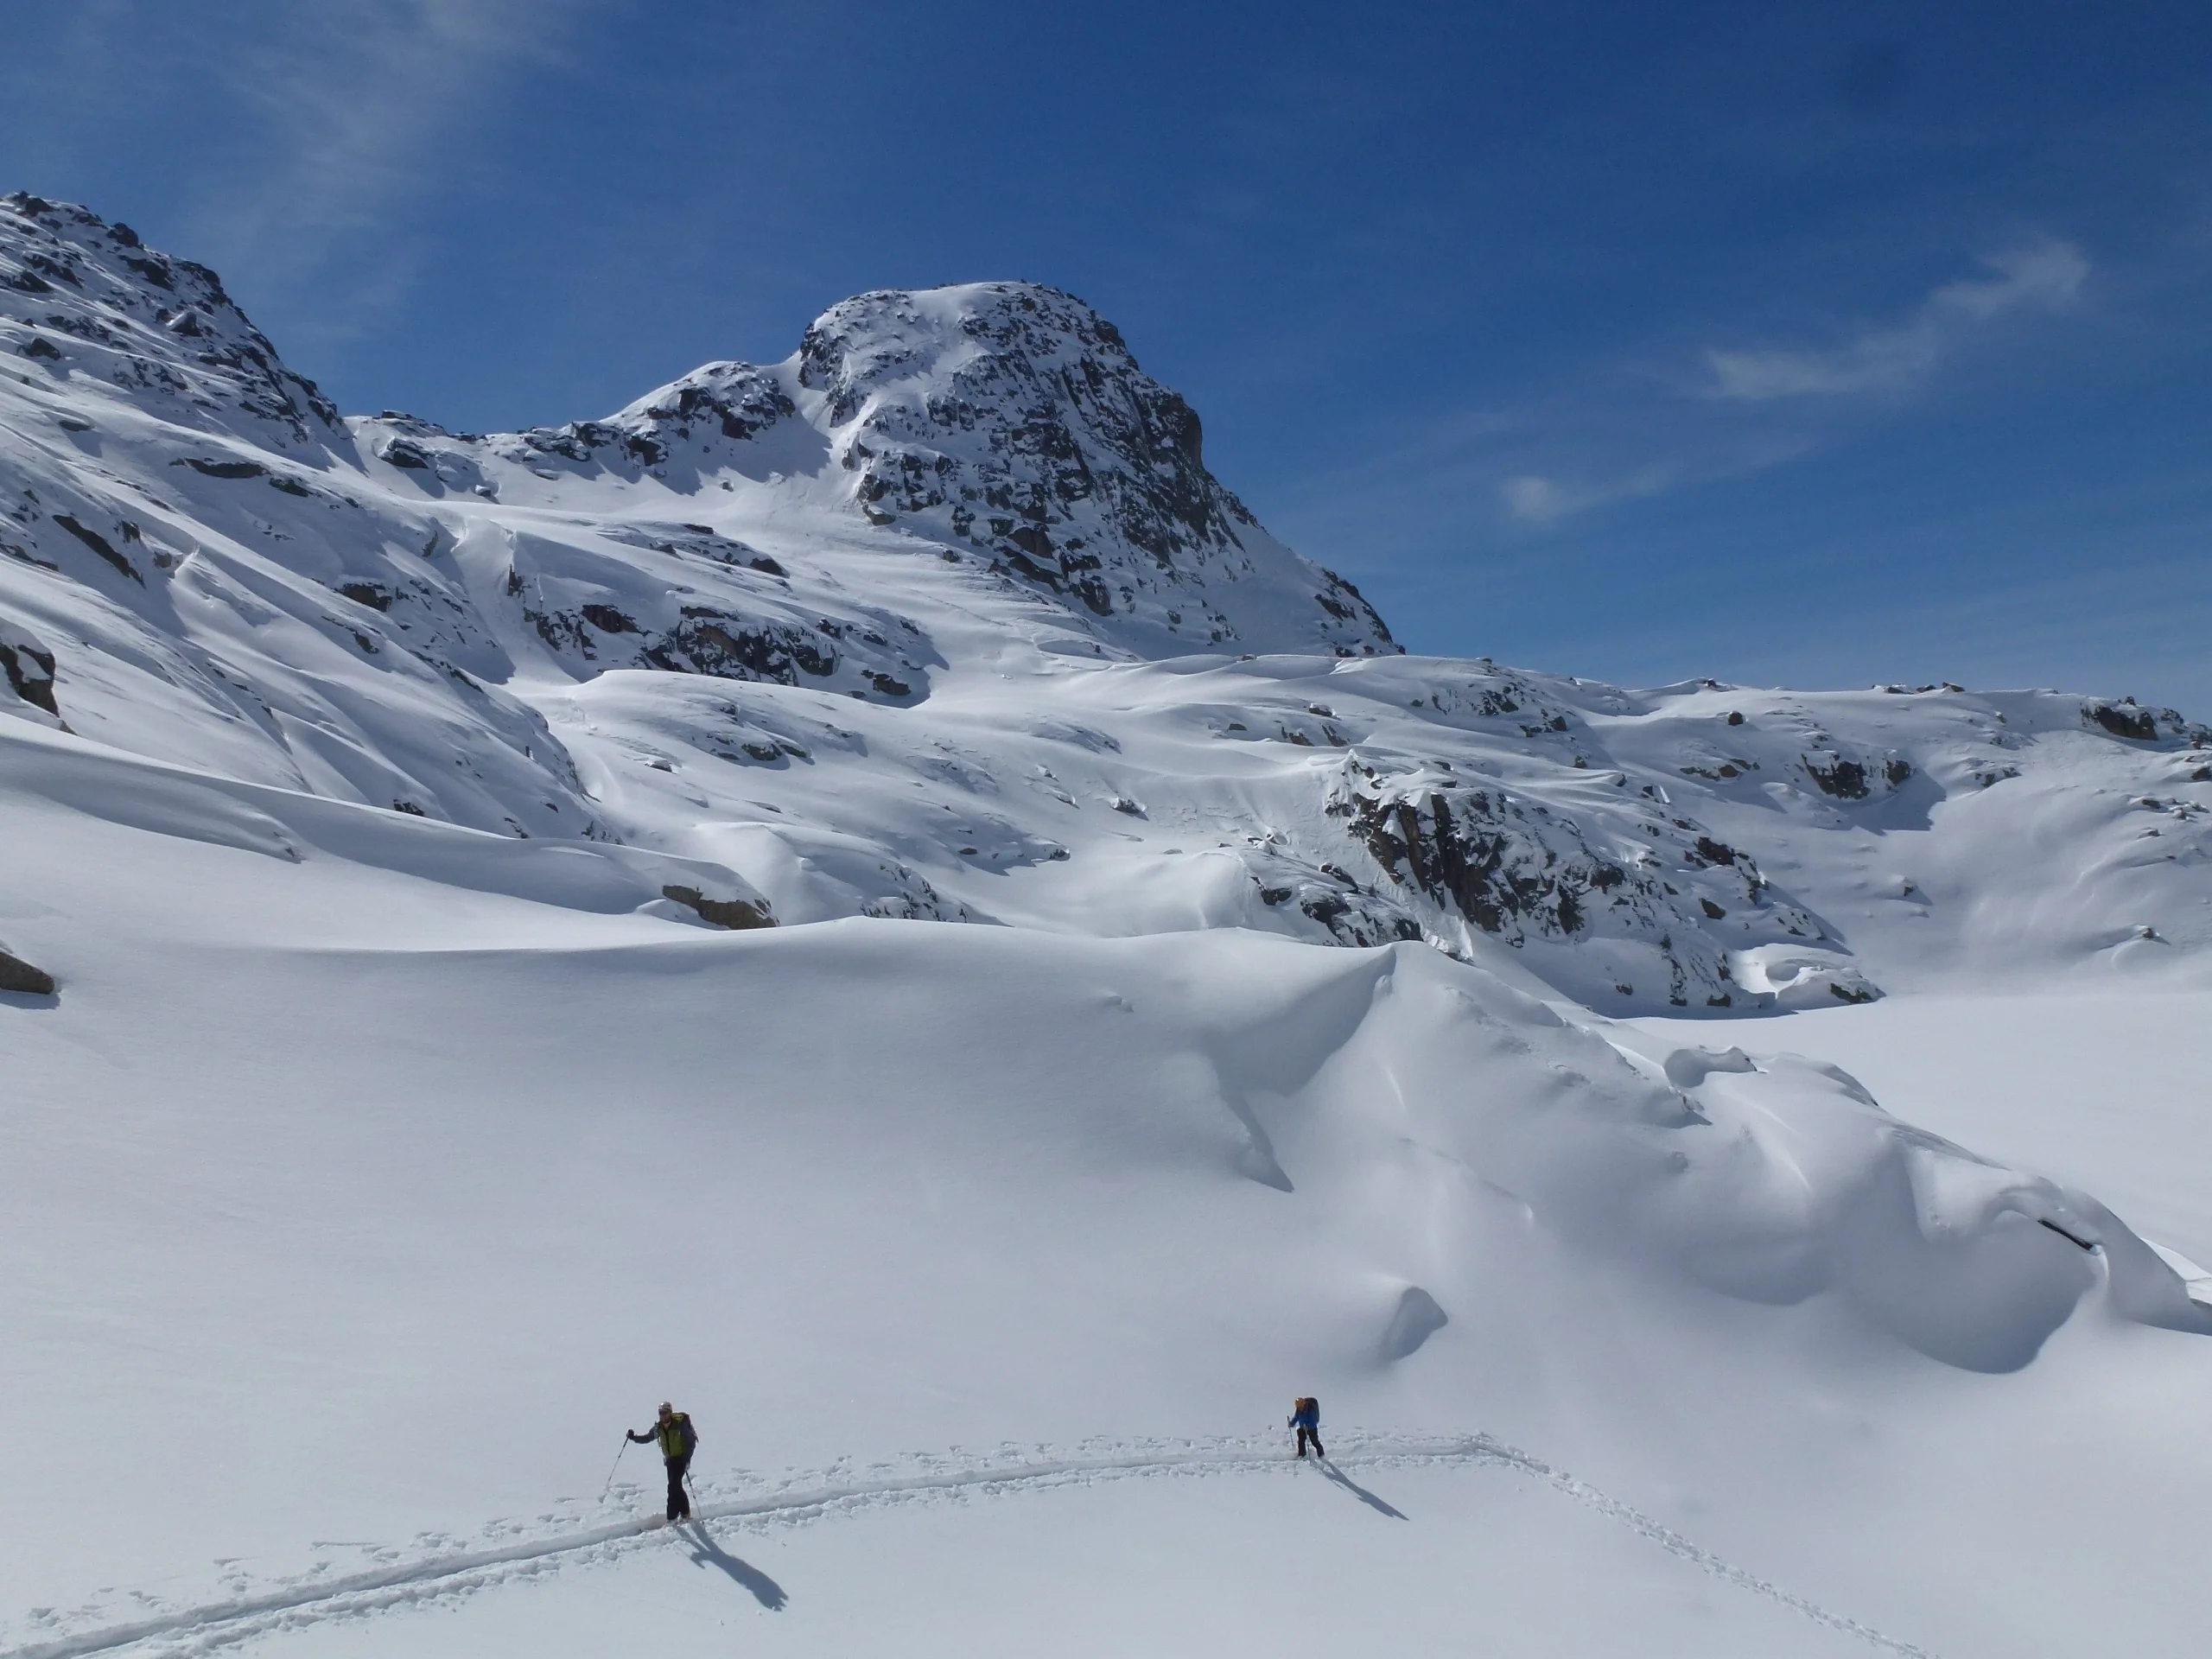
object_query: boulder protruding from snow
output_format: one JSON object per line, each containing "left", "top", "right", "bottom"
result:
{"left": 0, "top": 617, "right": 59, "bottom": 717}
{"left": 659, "top": 883, "right": 773, "bottom": 931}
{"left": 1379, "top": 1286, "right": 1449, "bottom": 1360}
{"left": 0, "top": 945, "right": 55, "bottom": 995}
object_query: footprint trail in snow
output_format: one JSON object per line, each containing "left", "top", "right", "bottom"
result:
{"left": 0, "top": 1432, "right": 1931, "bottom": 1659}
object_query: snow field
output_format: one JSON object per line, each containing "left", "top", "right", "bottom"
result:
{"left": 8, "top": 751, "right": 2212, "bottom": 1655}
{"left": 9, "top": 196, "right": 2212, "bottom": 1657}
{"left": 137, "top": 1448, "right": 1905, "bottom": 1659}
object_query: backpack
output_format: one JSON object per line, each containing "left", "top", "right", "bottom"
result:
{"left": 677, "top": 1413, "right": 698, "bottom": 1457}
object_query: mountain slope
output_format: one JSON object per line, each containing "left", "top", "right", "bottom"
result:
{"left": 5, "top": 191, "right": 2204, "bottom": 1007}
{"left": 8, "top": 189, "right": 2212, "bottom": 1659}
{"left": 4, "top": 732, "right": 2212, "bottom": 1657}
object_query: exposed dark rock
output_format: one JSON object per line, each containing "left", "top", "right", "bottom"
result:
{"left": 643, "top": 613, "right": 837, "bottom": 683}
{"left": 337, "top": 582, "right": 395, "bottom": 612}
{"left": 660, "top": 884, "right": 774, "bottom": 930}
{"left": 53, "top": 513, "right": 140, "bottom": 583}
{"left": 180, "top": 457, "right": 267, "bottom": 480}
{"left": 1351, "top": 785, "right": 1609, "bottom": 939}
{"left": 1379, "top": 1286, "right": 1449, "bottom": 1360}
{"left": 1803, "top": 756, "right": 1869, "bottom": 799}
{"left": 0, "top": 948, "right": 55, "bottom": 995}
{"left": 2086, "top": 701, "right": 2157, "bottom": 741}
{"left": 0, "top": 632, "right": 58, "bottom": 715}
{"left": 580, "top": 603, "right": 639, "bottom": 634}
{"left": 1325, "top": 757, "right": 1817, "bottom": 1005}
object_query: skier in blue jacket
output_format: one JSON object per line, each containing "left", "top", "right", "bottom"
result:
{"left": 1288, "top": 1395, "right": 1323, "bottom": 1459}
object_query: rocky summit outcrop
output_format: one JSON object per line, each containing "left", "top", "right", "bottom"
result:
{"left": 792, "top": 283, "right": 1395, "bottom": 658}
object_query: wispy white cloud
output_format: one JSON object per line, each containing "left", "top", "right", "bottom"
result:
{"left": 1257, "top": 236, "right": 2102, "bottom": 555}
{"left": 1497, "top": 426, "right": 1824, "bottom": 525}
{"left": 1500, "top": 468, "right": 1669, "bottom": 524}
{"left": 1703, "top": 239, "right": 2089, "bottom": 402}
{"left": 20, "top": 0, "right": 595, "bottom": 359}
{"left": 199, "top": 0, "right": 590, "bottom": 340}
{"left": 1484, "top": 241, "right": 2092, "bottom": 527}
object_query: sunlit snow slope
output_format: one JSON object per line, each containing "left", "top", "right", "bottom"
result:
{"left": 5, "top": 192, "right": 2212, "bottom": 1659}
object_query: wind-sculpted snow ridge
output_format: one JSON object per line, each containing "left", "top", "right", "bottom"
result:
{"left": 0, "top": 1433, "right": 1930, "bottom": 1659}
{"left": 3, "top": 194, "right": 2209, "bottom": 999}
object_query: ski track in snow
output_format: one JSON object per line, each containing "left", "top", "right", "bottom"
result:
{"left": 2, "top": 1432, "right": 1930, "bottom": 1659}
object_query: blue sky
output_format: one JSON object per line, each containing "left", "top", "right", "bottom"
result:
{"left": 6, "top": 2, "right": 2210, "bottom": 708}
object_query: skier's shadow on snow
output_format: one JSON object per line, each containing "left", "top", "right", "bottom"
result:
{"left": 1317, "top": 1459, "right": 1408, "bottom": 1520}
{"left": 683, "top": 1518, "right": 788, "bottom": 1610}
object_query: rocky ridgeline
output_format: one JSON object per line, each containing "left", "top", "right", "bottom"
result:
{"left": 2080, "top": 696, "right": 2209, "bottom": 748}
{"left": 0, "top": 192, "right": 340, "bottom": 448}
{"left": 500, "top": 360, "right": 797, "bottom": 475}
{"left": 1325, "top": 760, "right": 1816, "bottom": 1007}
{"left": 493, "top": 520, "right": 933, "bottom": 705}
{"left": 1194, "top": 663, "right": 1834, "bottom": 1006}
{"left": 344, "top": 282, "right": 1396, "bottom": 663}
{"left": 0, "top": 200, "right": 937, "bottom": 824}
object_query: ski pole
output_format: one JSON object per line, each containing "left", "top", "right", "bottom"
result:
{"left": 599, "top": 1436, "right": 628, "bottom": 1503}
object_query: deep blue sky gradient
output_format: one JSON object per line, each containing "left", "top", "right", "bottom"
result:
{"left": 5, "top": 2, "right": 2209, "bottom": 706}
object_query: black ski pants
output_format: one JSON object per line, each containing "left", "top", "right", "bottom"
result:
{"left": 664, "top": 1452, "right": 693, "bottom": 1520}
{"left": 1295, "top": 1426, "right": 1323, "bottom": 1459}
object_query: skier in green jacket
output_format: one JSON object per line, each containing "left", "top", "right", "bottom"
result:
{"left": 629, "top": 1402, "right": 698, "bottom": 1521}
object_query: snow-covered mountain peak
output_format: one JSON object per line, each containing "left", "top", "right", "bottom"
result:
{"left": 796, "top": 281, "right": 1134, "bottom": 425}
{"left": 488, "top": 358, "right": 801, "bottom": 481}
{"left": 791, "top": 279, "right": 1396, "bottom": 658}
{"left": 0, "top": 193, "right": 341, "bottom": 450}
{"left": 333, "top": 276, "right": 1391, "bottom": 660}
{"left": 2, "top": 197, "right": 2206, "bottom": 1006}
